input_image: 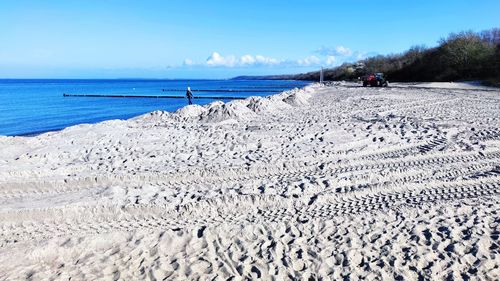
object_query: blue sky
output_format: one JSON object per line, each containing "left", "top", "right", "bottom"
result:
{"left": 0, "top": 0, "right": 498, "bottom": 79}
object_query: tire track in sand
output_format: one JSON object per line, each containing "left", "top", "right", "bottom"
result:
{"left": 0, "top": 178, "right": 498, "bottom": 247}
{"left": 0, "top": 150, "right": 498, "bottom": 200}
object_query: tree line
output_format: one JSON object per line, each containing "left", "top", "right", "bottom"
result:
{"left": 288, "top": 28, "right": 500, "bottom": 85}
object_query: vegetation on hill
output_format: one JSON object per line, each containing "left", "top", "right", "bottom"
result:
{"left": 235, "top": 28, "right": 500, "bottom": 85}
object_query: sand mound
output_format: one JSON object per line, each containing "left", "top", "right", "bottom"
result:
{"left": 132, "top": 110, "right": 171, "bottom": 122}
{"left": 268, "top": 86, "right": 315, "bottom": 106}
{"left": 199, "top": 100, "right": 257, "bottom": 122}
{"left": 245, "top": 96, "right": 291, "bottom": 113}
{"left": 199, "top": 85, "right": 316, "bottom": 122}
{"left": 283, "top": 87, "right": 314, "bottom": 106}
{"left": 173, "top": 104, "right": 208, "bottom": 120}
{"left": 175, "top": 85, "right": 317, "bottom": 122}
{"left": 165, "top": 85, "right": 318, "bottom": 123}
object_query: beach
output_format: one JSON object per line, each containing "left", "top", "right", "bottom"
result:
{"left": 0, "top": 83, "right": 499, "bottom": 279}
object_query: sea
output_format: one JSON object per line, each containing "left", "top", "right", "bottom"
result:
{"left": 0, "top": 79, "right": 310, "bottom": 136}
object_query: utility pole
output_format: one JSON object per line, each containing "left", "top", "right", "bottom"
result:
{"left": 320, "top": 67, "right": 324, "bottom": 84}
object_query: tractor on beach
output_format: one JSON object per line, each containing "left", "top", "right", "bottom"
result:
{"left": 361, "top": 73, "right": 388, "bottom": 87}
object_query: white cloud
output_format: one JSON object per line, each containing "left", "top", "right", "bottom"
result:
{"left": 325, "top": 55, "right": 336, "bottom": 66}
{"left": 184, "top": 49, "right": 367, "bottom": 69}
{"left": 335, "top": 46, "right": 352, "bottom": 56}
{"left": 183, "top": 58, "right": 194, "bottom": 66}
{"left": 315, "top": 45, "right": 353, "bottom": 57}
{"left": 205, "top": 52, "right": 281, "bottom": 67}
{"left": 240, "top": 54, "right": 256, "bottom": 65}
{"left": 311, "top": 45, "right": 374, "bottom": 66}
{"left": 255, "top": 55, "right": 280, "bottom": 65}
{"left": 297, "top": 55, "right": 321, "bottom": 66}
{"left": 206, "top": 52, "right": 238, "bottom": 67}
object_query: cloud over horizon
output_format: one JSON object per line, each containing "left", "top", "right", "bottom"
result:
{"left": 183, "top": 46, "right": 366, "bottom": 70}
{"left": 314, "top": 45, "right": 374, "bottom": 65}
{"left": 205, "top": 52, "right": 281, "bottom": 67}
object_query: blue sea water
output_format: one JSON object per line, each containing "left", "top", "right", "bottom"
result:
{"left": 0, "top": 79, "right": 309, "bottom": 136}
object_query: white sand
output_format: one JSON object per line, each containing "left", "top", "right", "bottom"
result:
{"left": 390, "top": 81, "right": 498, "bottom": 91}
{"left": 0, "top": 83, "right": 499, "bottom": 280}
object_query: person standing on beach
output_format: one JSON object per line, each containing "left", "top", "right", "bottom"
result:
{"left": 186, "top": 86, "right": 194, "bottom": 105}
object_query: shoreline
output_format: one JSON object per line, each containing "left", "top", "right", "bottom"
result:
{"left": 2, "top": 81, "right": 312, "bottom": 138}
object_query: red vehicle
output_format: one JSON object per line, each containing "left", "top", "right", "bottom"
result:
{"left": 361, "top": 73, "right": 388, "bottom": 87}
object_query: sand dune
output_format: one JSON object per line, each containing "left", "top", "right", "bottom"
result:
{"left": 0, "top": 83, "right": 499, "bottom": 280}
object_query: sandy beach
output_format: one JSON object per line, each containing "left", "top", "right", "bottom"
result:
{"left": 0, "top": 83, "right": 499, "bottom": 280}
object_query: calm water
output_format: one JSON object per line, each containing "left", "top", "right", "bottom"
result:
{"left": 0, "top": 79, "right": 309, "bottom": 136}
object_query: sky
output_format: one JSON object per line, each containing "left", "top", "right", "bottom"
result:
{"left": 0, "top": 0, "right": 498, "bottom": 79}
